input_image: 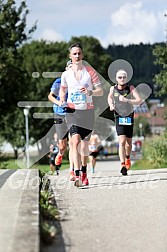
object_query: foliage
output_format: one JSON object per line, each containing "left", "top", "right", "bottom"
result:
{"left": 152, "top": 42, "right": 167, "bottom": 134}
{"left": 142, "top": 134, "right": 167, "bottom": 168}
{"left": 19, "top": 40, "right": 69, "bottom": 149}
{"left": 40, "top": 221, "right": 57, "bottom": 244}
{"left": 132, "top": 158, "right": 167, "bottom": 170}
{"left": 106, "top": 43, "right": 161, "bottom": 94}
{"left": 0, "top": 0, "right": 36, "bottom": 114}
{"left": 0, "top": 0, "right": 36, "bottom": 153}
{"left": 40, "top": 190, "right": 59, "bottom": 220}
{"left": 152, "top": 43, "right": 167, "bottom": 96}
{"left": 69, "top": 36, "right": 112, "bottom": 80}
{"left": 131, "top": 159, "right": 154, "bottom": 170}
{"left": 133, "top": 115, "right": 151, "bottom": 137}
{"left": 0, "top": 139, "right": 8, "bottom": 169}
{"left": 2, "top": 107, "right": 25, "bottom": 154}
{"left": 0, "top": 156, "right": 70, "bottom": 171}
{"left": 39, "top": 170, "right": 59, "bottom": 244}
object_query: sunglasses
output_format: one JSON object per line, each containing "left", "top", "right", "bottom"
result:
{"left": 118, "top": 76, "right": 126, "bottom": 79}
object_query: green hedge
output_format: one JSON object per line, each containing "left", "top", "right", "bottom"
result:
{"left": 142, "top": 134, "right": 167, "bottom": 168}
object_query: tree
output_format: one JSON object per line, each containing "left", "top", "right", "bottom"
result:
{"left": 2, "top": 107, "right": 25, "bottom": 158}
{"left": 152, "top": 43, "right": 167, "bottom": 135}
{"left": 0, "top": 0, "right": 36, "bottom": 114}
{"left": 19, "top": 41, "right": 69, "bottom": 157}
{"left": 69, "top": 36, "right": 112, "bottom": 80}
{"left": 152, "top": 43, "right": 167, "bottom": 96}
{"left": 133, "top": 116, "right": 151, "bottom": 137}
{"left": 0, "top": 0, "right": 36, "bottom": 155}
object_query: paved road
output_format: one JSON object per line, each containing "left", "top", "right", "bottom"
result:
{"left": 0, "top": 169, "right": 39, "bottom": 252}
{"left": 45, "top": 158, "right": 167, "bottom": 252}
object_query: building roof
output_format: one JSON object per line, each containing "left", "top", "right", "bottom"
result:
{"left": 149, "top": 105, "right": 167, "bottom": 126}
{"left": 134, "top": 101, "right": 151, "bottom": 118}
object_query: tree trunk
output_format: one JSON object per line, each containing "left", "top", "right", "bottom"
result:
{"left": 13, "top": 147, "right": 18, "bottom": 159}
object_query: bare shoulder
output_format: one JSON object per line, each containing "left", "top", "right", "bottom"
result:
{"left": 108, "top": 85, "right": 114, "bottom": 96}
{"left": 94, "top": 134, "right": 100, "bottom": 141}
{"left": 130, "top": 84, "right": 135, "bottom": 91}
{"left": 110, "top": 86, "right": 114, "bottom": 92}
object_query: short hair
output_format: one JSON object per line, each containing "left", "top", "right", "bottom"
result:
{"left": 116, "top": 69, "right": 127, "bottom": 78}
{"left": 69, "top": 42, "right": 83, "bottom": 52}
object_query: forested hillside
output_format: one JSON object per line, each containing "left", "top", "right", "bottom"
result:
{"left": 106, "top": 43, "right": 163, "bottom": 99}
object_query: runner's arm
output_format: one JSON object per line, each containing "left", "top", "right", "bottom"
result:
{"left": 48, "top": 91, "right": 62, "bottom": 106}
{"left": 59, "top": 86, "right": 67, "bottom": 104}
{"left": 108, "top": 86, "right": 115, "bottom": 110}
{"left": 128, "top": 85, "right": 142, "bottom": 105}
{"left": 119, "top": 85, "right": 142, "bottom": 105}
{"left": 80, "top": 84, "right": 103, "bottom": 96}
{"left": 85, "top": 66, "right": 103, "bottom": 96}
{"left": 92, "top": 85, "right": 103, "bottom": 96}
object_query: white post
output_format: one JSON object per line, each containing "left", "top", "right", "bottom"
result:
{"left": 139, "top": 123, "right": 143, "bottom": 137}
{"left": 23, "top": 107, "right": 31, "bottom": 168}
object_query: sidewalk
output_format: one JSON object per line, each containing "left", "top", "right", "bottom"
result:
{"left": 0, "top": 169, "right": 39, "bottom": 252}
{"left": 46, "top": 160, "right": 167, "bottom": 252}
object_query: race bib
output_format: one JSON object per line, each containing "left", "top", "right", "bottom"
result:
{"left": 70, "top": 91, "right": 86, "bottom": 104}
{"left": 53, "top": 146, "right": 59, "bottom": 154}
{"left": 89, "top": 145, "right": 97, "bottom": 152}
{"left": 119, "top": 117, "right": 132, "bottom": 125}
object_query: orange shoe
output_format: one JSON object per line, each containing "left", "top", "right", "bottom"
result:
{"left": 125, "top": 158, "right": 131, "bottom": 170}
{"left": 69, "top": 171, "right": 75, "bottom": 181}
{"left": 55, "top": 154, "right": 62, "bottom": 166}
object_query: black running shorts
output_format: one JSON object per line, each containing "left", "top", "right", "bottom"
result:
{"left": 54, "top": 114, "right": 68, "bottom": 140}
{"left": 115, "top": 117, "right": 134, "bottom": 138}
{"left": 66, "top": 109, "right": 94, "bottom": 140}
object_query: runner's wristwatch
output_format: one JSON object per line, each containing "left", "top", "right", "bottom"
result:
{"left": 88, "top": 90, "right": 93, "bottom": 96}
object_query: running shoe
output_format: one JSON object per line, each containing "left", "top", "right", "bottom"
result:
{"left": 55, "top": 154, "right": 62, "bottom": 166}
{"left": 125, "top": 158, "right": 131, "bottom": 170}
{"left": 74, "top": 176, "right": 82, "bottom": 187}
{"left": 69, "top": 171, "right": 75, "bottom": 181}
{"left": 55, "top": 167, "right": 60, "bottom": 175}
{"left": 120, "top": 166, "right": 127, "bottom": 176}
{"left": 91, "top": 168, "right": 95, "bottom": 173}
{"left": 53, "top": 170, "right": 59, "bottom": 176}
{"left": 81, "top": 172, "right": 89, "bottom": 186}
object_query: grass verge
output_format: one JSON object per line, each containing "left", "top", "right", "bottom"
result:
{"left": 0, "top": 157, "right": 70, "bottom": 173}
{"left": 131, "top": 159, "right": 167, "bottom": 170}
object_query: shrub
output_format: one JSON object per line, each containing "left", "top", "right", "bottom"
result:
{"left": 39, "top": 170, "right": 59, "bottom": 245}
{"left": 142, "top": 134, "right": 167, "bottom": 168}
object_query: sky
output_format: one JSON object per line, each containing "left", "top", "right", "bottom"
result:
{"left": 16, "top": 0, "right": 167, "bottom": 47}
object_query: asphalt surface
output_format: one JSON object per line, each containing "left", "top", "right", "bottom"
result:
{"left": 0, "top": 169, "right": 39, "bottom": 252}
{"left": 45, "top": 158, "right": 167, "bottom": 252}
